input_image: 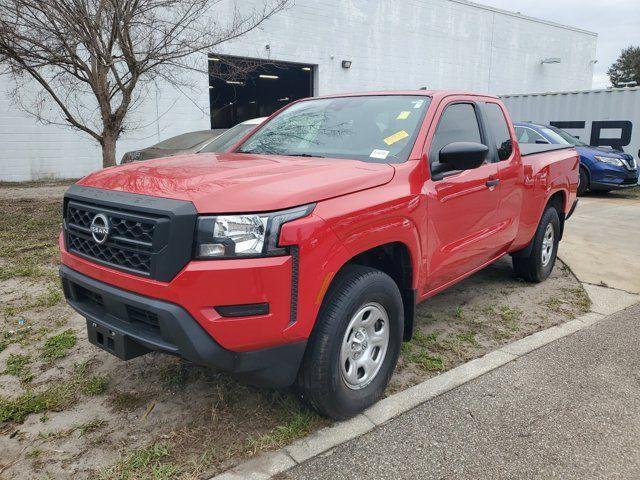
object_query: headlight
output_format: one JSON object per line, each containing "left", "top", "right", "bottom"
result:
{"left": 195, "top": 204, "right": 315, "bottom": 259}
{"left": 594, "top": 155, "right": 624, "bottom": 167}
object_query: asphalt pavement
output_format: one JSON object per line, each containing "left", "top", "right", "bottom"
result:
{"left": 279, "top": 302, "right": 640, "bottom": 480}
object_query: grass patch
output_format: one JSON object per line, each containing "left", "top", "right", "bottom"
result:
{"left": 0, "top": 199, "right": 62, "bottom": 280}
{"left": 543, "top": 287, "right": 590, "bottom": 319}
{"left": 3, "top": 286, "right": 62, "bottom": 319}
{"left": 0, "top": 324, "right": 51, "bottom": 352}
{"left": 561, "top": 286, "right": 591, "bottom": 312}
{"left": 79, "top": 419, "right": 107, "bottom": 436}
{"left": 100, "top": 443, "right": 180, "bottom": 480}
{"left": 26, "top": 448, "right": 42, "bottom": 459}
{"left": 497, "top": 305, "right": 522, "bottom": 325}
{"left": 405, "top": 350, "right": 445, "bottom": 371}
{"left": 39, "top": 418, "right": 106, "bottom": 440}
{"left": 440, "top": 331, "right": 479, "bottom": 358}
{"left": 412, "top": 329, "right": 440, "bottom": 346}
{"left": 4, "top": 353, "right": 33, "bottom": 383}
{"left": 158, "top": 361, "right": 188, "bottom": 389}
{"left": 0, "top": 384, "right": 75, "bottom": 423}
{"left": 402, "top": 331, "right": 445, "bottom": 371}
{"left": 41, "top": 329, "right": 77, "bottom": 361}
{"left": 246, "top": 398, "right": 323, "bottom": 453}
{"left": 0, "top": 362, "right": 105, "bottom": 423}
{"left": 81, "top": 375, "right": 109, "bottom": 396}
{"left": 110, "top": 391, "right": 147, "bottom": 412}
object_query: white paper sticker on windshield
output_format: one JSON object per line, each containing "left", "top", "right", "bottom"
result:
{"left": 370, "top": 149, "right": 390, "bottom": 160}
{"left": 412, "top": 99, "right": 424, "bottom": 109}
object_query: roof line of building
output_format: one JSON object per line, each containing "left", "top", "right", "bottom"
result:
{"left": 500, "top": 87, "right": 640, "bottom": 98}
{"left": 447, "top": 0, "right": 598, "bottom": 37}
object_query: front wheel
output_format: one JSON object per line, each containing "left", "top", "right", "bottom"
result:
{"left": 577, "top": 167, "right": 589, "bottom": 196}
{"left": 296, "top": 265, "right": 403, "bottom": 420}
{"left": 512, "top": 206, "right": 560, "bottom": 283}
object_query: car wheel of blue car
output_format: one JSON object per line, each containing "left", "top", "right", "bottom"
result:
{"left": 577, "top": 166, "right": 589, "bottom": 196}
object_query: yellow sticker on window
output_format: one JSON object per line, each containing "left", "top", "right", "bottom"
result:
{"left": 396, "top": 111, "right": 411, "bottom": 120}
{"left": 384, "top": 130, "right": 409, "bottom": 145}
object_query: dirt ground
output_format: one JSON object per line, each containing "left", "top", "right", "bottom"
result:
{"left": 0, "top": 185, "right": 591, "bottom": 480}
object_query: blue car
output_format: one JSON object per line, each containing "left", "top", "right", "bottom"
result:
{"left": 514, "top": 122, "right": 639, "bottom": 195}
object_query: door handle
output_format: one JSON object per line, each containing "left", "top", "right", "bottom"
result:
{"left": 486, "top": 179, "right": 500, "bottom": 187}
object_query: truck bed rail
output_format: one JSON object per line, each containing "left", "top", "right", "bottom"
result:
{"left": 519, "top": 144, "right": 575, "bottom": 156}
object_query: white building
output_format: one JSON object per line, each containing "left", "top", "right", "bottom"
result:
{"left": 0, "top": 0, "right": 597, "bottom": 181}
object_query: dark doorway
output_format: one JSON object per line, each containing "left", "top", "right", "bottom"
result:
{"left": 208, "top": 55, "right": 314, "bottom": 129}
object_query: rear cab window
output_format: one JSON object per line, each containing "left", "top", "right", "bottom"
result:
{"left": 483, "top": 103, "right": 513, "bottom": 161}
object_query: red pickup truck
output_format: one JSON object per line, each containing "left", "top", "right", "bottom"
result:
{"left": 59, "top": 91, "right": 579, "bottom": 419}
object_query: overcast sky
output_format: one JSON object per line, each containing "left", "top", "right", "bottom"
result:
{"left": 477, "top": 0, "right": 640, "bottom": 89}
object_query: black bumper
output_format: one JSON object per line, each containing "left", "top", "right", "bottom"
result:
{"left": 59, "top": 265, "right": 306, "bottom": 388}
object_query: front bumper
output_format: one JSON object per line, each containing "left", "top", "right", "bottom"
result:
{"left": 590, "top": 167, "right": 638, "bottom": 191}
{"left": 60, "top": 265, "right": 306, "bottom": 388}
{"left": 60, "top": 235, "right": 298, "bottom": 352}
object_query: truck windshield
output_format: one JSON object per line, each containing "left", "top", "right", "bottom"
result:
{"left": 237, "top": 95, "right": 431, "bottom": 163}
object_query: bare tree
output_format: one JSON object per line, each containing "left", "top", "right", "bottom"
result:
{"left": 0, "top": 0, "right": 290, "bottom": 167}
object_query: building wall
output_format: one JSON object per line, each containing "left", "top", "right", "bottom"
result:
{"left": 0, "top": 0, "right": 597, "bottom": 181}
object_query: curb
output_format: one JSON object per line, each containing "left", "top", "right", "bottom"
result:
{"left": 211, "top": 310, "right": 607, "bottom": 480}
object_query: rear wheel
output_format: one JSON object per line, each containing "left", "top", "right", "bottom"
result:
{"left": 296, "top": 264, "right": 403, "bottom": 420}
{"left": 512, "top": 206, "right": 560, "bottom": 283}
{"left": 577, "top": 167, "right": 589, "bottom": 196}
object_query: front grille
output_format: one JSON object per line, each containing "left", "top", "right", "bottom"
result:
{"left": 68, "top": 234, "right": 152, "bottom": 273}
{"left": 63, "top": 185, "right": 197, "bottom": 282}
{"left": 67, "top": 204, "right": 156, "bottom": 248}
{"left": 65, "top": 200, "right": 165, "bottom": 276}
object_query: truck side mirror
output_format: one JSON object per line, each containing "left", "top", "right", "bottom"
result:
{"left": 439, "top": 142, "right": 488, "bottom": 171}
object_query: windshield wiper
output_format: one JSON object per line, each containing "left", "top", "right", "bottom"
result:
{"left": 285, "top": 153, "right": 325, "bottom": 158}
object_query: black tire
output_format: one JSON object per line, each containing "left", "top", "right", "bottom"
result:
{"left": 512, "top": 206, "right": 560, "bottom": 283}
{"left": 296, "top": 264, "right": 403, "bottom": 420}
{"left": 577, "top": 167, "right": 589, "bottom": 196}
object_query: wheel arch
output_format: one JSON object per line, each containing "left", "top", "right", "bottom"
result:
{"left": 322, "top": 241, "right": 417, "bottom": 342}
{"left": 512, "top": 189, "right": 566, "bottom": 258}
{"left": 547, "top": 190, "right": 566, "bottom": 241}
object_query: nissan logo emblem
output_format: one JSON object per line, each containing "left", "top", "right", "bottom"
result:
{"left": 90, "top": 213, "right": 110, "bottom": 244}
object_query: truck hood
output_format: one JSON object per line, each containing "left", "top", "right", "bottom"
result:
{"left": 77, "top": 153, "right": 395, "bottom": 212}
{"left": 577, "top": 145, "right": 632, "bottom": 160}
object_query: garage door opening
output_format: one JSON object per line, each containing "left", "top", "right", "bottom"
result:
{"left": 209, "top": 55, "right": 315, "bottom": 129}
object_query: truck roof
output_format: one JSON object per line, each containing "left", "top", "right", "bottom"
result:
{"left": 309, "top": 90, "right": 500, "bottom": 101}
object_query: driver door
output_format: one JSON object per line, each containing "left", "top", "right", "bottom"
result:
{"left": 423, "top": 100, "right": 502, "bottom": 292}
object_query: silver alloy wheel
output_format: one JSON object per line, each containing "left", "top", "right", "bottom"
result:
{"left": 541, "top": 223, "right": 555, "bottom": 267}
{"left": 340, "top": 302, "right": 390, "bottom": 390}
